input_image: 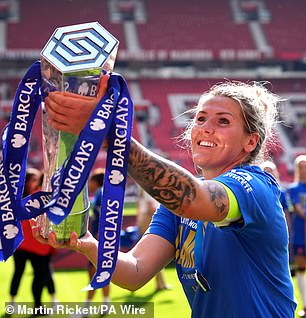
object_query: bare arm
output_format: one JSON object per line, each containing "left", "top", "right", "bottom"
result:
{"left": 30, "top": 220, "right": 174, "bottom": 291}
{"left": 112, "top": 234, "right": 174, "bottom": 291}
{"left": 44, "top": 76, "right": 229, "bottom": 222}
{"left": 128, "top": 138, "right": 229, "bottom": 222}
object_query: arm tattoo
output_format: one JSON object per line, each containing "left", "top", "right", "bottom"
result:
{"left": 128, "top": 141, "right": 196, "bottom": 215}
{"left": 206, "top": 181, "right": 228, "bottom": 219}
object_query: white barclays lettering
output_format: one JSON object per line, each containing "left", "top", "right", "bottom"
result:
{"left": 14, "top": 81, "right": 37, "bottom": 132}
{"left": 96, "top": 94, "right": 115, "bottom": 120}
{"left": 8, "top": 163, "right": 21, "bottom": 196}
{"left": 101, "top": 199, "right": 120, "bottom": 269}
{"left": 0, "top": 164, "right": 14, "bottom": 222}
{"left": 51, "top": 168, "right": 62, "bottom": 197}
{"left": 111, "top": 99, "right": 129, "bottom": 168}
{"left": 40, "top": 194, "right": 52, "bottom": 206}
{"left": 57, "top": 140, "right": 94, "bottom": 208}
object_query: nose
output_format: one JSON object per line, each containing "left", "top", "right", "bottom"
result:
{"left": 201, "top": 119, "right": 215, "bottom": 134}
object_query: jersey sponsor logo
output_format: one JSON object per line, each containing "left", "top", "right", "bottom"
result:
{"left": 223, "top": 169, "right": 253, "bottom": 193}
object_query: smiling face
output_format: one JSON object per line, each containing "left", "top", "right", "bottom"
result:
{"left": 191, "top": 95, "right": 259, "bottom": 178}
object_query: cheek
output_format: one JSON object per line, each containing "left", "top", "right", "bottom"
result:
{"left": 190, "top": 129, "right": 201, "bottom": 153}
{"left": 190, "top": 124, "right": 199, "bottom": 141}
{"left": 225, "top": 127, "right": 246, "bottom": 143}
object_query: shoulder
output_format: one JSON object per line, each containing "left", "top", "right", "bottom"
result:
{"left": 288, "top": 182, "right": 303, "bottom": 191}
{"left": 216, "top": 165, "right": 276, "bottom": 194}
{"left": 215, "top": 166, "right": 281, "bottom": 226}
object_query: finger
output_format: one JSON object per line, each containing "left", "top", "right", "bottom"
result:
{"left": 51, "top": 92, "right": 95, "bottom": 110}
{"left": 30, "top": 220, "right": 50, "bottom": 245}
{"left": 61, "top": 92, "right": 94, "bottom": 101}
{"left": 47, "top": 95, "right": 96, "bottom": 124}
{"left": 45, "top": 101, "right": 70, "bottom": 124}
{"left": 46, "top": 117, "right": 72, "bottom": 133}
{"left": 97, "top": 73, "right": 110, "bottom": 100}
{"left": 45, "top": 94, "right": 74, "bottom": 114}
{"left": 69, "top": 231, "right": 79, "bottom": 249}
{"left": 48, "top": 231, "right": 67, "bottom": 249}
{"left": 49, "top": 91, "right": 93, "bottom": 102}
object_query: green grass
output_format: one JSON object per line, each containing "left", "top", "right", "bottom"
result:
{"left": 0, "top": 205, "right": 301, "bottom": 317}
{"left": 1, "top": 202, "right": 302, "bottom": 317}
{"left": 0, "top": 257, "right": 303, "bottom": 317}
{"left": 123, "top": 202, "right": 137, "bottom": 216}
{"left": 0, "top": 257, "right": 190, "bottom": 317}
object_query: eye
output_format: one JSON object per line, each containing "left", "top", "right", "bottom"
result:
{"left": 218, "top": 117, "right": 230, "bottom": 125}
{"left": 196, "top": 114, "right": 206, "bottom": 123}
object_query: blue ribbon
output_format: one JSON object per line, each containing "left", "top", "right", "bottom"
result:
{"left": 0, "top": 60, "right": 133, "bottom": 292}
{"left": 87, "top": 76, "right": 133, "bottom": 289}
{"left": 0, "top": 61, "right": 42, "bottom": 260}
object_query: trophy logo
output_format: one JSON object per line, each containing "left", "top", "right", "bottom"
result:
{"left": 38, "top": 22, "right": 119, "bottom": 241}
{"left": 41, "top": 22, "right": 118, "bottom": 73}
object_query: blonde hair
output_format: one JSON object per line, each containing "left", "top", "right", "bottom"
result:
{"left": 293, "top": 155, "right": 306, "bottom": 182}
{"left": 182, "top": 81, "right": 281, "bottom": 164}
{"left": 259, "top": 160, "right": 280, "bottom": 180}
{"left": 260, "top": 160, "right": 277, "bottom": 171}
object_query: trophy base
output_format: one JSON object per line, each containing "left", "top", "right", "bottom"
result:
{"left": 38, "top": 206, "right": 90, "bottom": 242}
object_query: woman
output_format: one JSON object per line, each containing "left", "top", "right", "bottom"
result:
{"left": 288, "top": 155, "right": 306, "bottom": 317}
{"left": 10, "top": 168, "right": 57, "bottom": 309}
{"left": 32, "top": 76, "right": 297, "bottom": 317}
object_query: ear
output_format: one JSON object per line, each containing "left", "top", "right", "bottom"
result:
{"left": 244, "top": 133, "right": 260, "bottom": 153}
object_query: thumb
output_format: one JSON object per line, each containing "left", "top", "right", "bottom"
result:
{"left": 97, "top": 73, "right": 110, "bottom": 100}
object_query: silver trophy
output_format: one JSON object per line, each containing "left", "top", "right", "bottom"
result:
{"left": 38, "top": 22, "right": 119, "bottom": 241}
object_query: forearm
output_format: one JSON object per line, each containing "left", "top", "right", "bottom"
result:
{"left": 81, "top": 235, "right": 167, "bottom": 291}
{"left": 128, "top": 138, "right": 229, "bottom": 221}
{"left": 79, "top": 238, "right": 145, "bottom": 291}
{"left": 128, "top": 138, "right": 197, "bottom": 216}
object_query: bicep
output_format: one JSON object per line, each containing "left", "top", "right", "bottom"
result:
{"left": 184, "top": 180, "right": 230, "bottom": 222}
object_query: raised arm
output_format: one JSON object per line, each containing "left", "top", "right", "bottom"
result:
{"left": 128, "top": 138, "right": 229, "bottom": 222}
{"left": 44, "top": 74, "right": 229, "bottom": 222}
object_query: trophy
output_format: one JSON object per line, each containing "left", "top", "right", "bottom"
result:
{"left": 38, "top": 22, "right": 119, "bottom": 241}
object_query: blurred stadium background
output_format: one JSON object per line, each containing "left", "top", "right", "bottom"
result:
{"left": 0, "top": 0, "right": 305, "bottom": 316}
{"left": 1, "top": 0, "right": 305, "bottom": 189}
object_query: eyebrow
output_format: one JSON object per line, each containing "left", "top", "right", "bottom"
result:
{"left": 197, "top": 110, "right": 234, "bottom": 117}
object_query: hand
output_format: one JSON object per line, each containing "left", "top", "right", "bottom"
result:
{"left": 30, "top": 218, "right": 98, "bottom": 265}
{"left": 45, "top": 73, "right": 110, "bottom": 135}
